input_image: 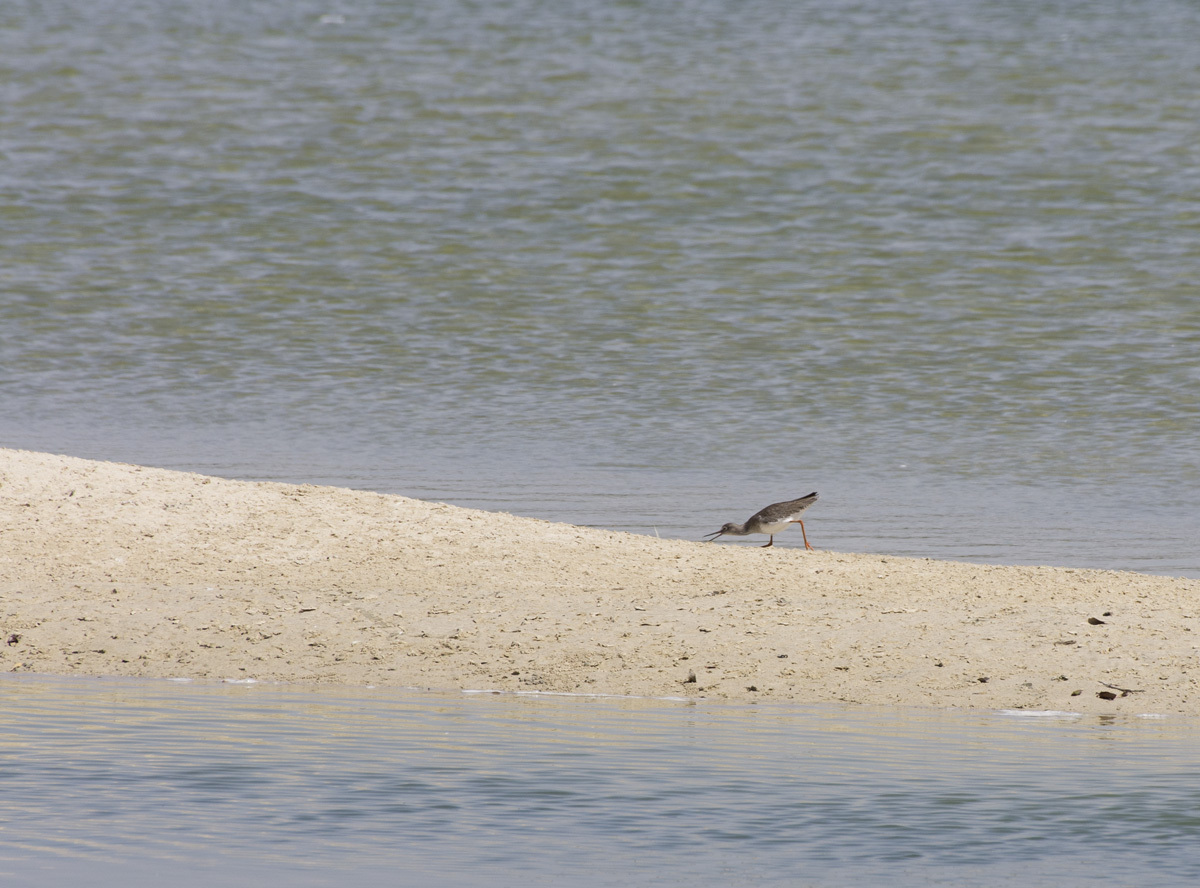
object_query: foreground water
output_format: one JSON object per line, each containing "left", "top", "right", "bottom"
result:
{"left": 1, "top": 0, "right": 1197, "bottom": 575}
{"left": 2, "top": 675, "right": 1199, "bottom": 887}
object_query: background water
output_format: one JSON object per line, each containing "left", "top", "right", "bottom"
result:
{"left": 3, "top": 675, "right": 1200, "bottom": 888}
{"left": 1, "top": 0, "right": 1197, "bottom": 575}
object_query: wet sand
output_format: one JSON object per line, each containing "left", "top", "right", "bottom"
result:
{"left": 3, "top": 447, "right": 1197, "bottom": 713}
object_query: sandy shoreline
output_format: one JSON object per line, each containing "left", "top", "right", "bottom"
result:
{"left": 2, "top": 447, "right": 1197, "bottom": 714}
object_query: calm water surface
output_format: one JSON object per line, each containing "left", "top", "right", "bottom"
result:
{"left": 3, "top": 675, "right": 1200, "bottom": 887}
{"left": 1, "top": 0, "right": 1197, "bottom": 574}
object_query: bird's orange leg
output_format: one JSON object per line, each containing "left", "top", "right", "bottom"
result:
{"left": 761, "top": 536, "right": 774, "bottom": 548}
{"left": 794, "top": 520, "right": 814, "bottom": 551}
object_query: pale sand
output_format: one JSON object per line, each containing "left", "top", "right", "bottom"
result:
{"left": 2, "top": 447, "right": 1197, "bottom": 714}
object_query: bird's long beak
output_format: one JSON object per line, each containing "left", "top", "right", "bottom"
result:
{"left": 703, "top": 530, "right": 723, "bottom": 542}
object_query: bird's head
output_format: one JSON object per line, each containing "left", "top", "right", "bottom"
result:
{"left": 703, "top": 523, "right": 740, "bottom": 541}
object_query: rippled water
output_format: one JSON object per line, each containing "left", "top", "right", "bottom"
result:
{"left": 2, "top": 675, "right": 1199, "bottom": 887}
{"left": 1, "top": 0, "right": 1197, "bottom": 574}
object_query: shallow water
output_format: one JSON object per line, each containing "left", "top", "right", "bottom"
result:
{"left": 1, "top": 0, "right": 1198, "bottom": 575}
{"left": 2, "top": 675, "right": 1200, "bottom": 887}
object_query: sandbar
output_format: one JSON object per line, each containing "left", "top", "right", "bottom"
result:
{"left": 2, "top": 447, "right": 1197, "bottom": 714}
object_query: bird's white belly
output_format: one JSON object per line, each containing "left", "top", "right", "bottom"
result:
{"left": 755, "top": 520, "right": 792, "bottom": 534}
